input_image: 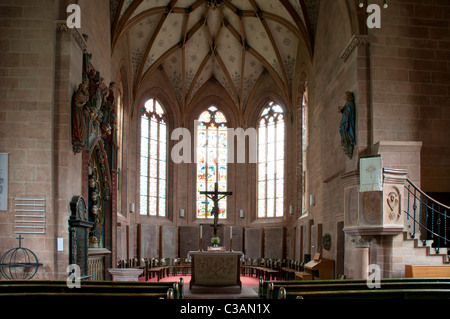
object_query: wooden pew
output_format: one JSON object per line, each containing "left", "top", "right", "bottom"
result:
{"left": 278, "top": 287, "right": 450, "bottom": 299}
{"left": 145, "top": 258, "right": 172, "bottom": 281}
{"left": 0, "top": 291, "right": 174, "bottom": 300}
{"left": 244, "top": 258, "right": 281, "bottom": 281}
{"left": 0, "top": 279, "right": 184, "bottom": 299}
{"left": 281, "top": 260, "right": 303, "bottom": 280}
{"left": 260, "top": 278, "right": 450, "bottom": 299}
{"left": 405, "top": 265, "right": 450, "bottom": 278}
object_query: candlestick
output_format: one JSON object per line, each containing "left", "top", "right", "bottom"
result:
{"left": 199, "top": 225, "right": 203, "bottom": 251}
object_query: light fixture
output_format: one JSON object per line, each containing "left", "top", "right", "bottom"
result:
{"left": 359, "top": 0, "right": 364, "bottom": 8}
{"left": 383, "top": 0, "right": 388, "bottom": 9}
{"left": 239, "top": 209, "right": 245, "bottom": 218}
{"left": 129, "top": 202, "right": 135, "bottom": 213}
{"left": 179, "top": 209, "right": 185, "bottom": 218}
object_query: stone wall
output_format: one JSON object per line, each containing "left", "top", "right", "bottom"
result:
{"left": 0, "top": 0, "right": 128, "bottom": 279}
{"left": 295, "top": 0, "right": 359, "bottom": 264}
{"left": 1, "top": 0, "right": 449, "bottom": 281}
{"left": 369, "top": 0, "right": 450, "bottom": 193}
{"left": 0, "top": 1, "right": 58, "bottom": 279}
{"left": 295, "top": 0, "right": 450, "bottom": 278}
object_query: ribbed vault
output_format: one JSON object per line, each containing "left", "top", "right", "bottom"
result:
{"left": 110, "top": 0, "right": 318, "bottom": 109}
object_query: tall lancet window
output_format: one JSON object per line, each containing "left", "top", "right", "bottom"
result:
{"left": 301, "top": 84, "right": 309, "bottom": 215}
{"left": 139, "top": 99, "right": 167, "bottom": 217}
{"left": 196, "top": 106, "right": 228, "bottom": 219}
{"left": 257, "top": 102, "right": 285, "bottom": 218}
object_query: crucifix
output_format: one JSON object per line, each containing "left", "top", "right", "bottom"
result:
{"left": 200, "top": 182, "right": 232, "bottom": 237}
{"left": 17, "top": 235, "right": 24, "bottom": 247}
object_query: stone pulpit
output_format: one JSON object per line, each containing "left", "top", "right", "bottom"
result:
{"left": 342, "top": 167, "right": 407, "bottom": 237}
{"left": 341, "top": 155, "right": 408, "bottom": 279}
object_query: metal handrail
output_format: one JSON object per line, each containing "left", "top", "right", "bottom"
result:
{"left": 404, "top": 179, "right": 449, "bottom": 254}
{"left": 406, "top": 179, "right": 450, "bottom": 211}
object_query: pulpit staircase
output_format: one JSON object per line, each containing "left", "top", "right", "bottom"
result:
{"left": 403, "top": 178, "right": 450, "bottom": 264}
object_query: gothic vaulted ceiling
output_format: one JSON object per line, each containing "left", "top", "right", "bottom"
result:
{"left": 110, "top": 0, "right": 318, "bottom": 108}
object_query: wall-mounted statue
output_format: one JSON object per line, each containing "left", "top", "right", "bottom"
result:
{"left": 338, "top": 91, "right": 356, "bottom": 159}
{"left": 100, "top": 82, "right": 117, "bottom": 138}
{"left": 71, "top": 52, "right": 118, "bottom": 154}
{"left": 71, "top": 80, "right": 90, "bottom": 153}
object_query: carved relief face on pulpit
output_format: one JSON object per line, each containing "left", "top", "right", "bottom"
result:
{"left": 386, "top": 188, "right": 401, "bottom": 222}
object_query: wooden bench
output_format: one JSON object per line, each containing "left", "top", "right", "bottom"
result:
{"left": 0, "top": 279, "right": 184, "bottom": 299}
{"left": 0, "top": 292, "right": 173, "bottom": 300}
{"left": 260, "top": 278, "right": 450, "bottom": 299}
{"left": 294, "top": 271, "right": 313, "bottom": 280}
{"left": 280, "top": 260, "right": 304, "bottom": 280}
{"left": 278, "top": 287, "right": 450, "bottom": 299}
{"left": 144, "top": 258, "right": 172, "bottom": 281}
{"left": 172, "top": 258, "right": 190, "bottom": 276}
{"left": 242, "top": 258, "right": 282, "bottom": 281}
{"left": 405, "top": 265, "right": 450, "bottom": 278}
{"left": 281, "top": 267, "right": 296, "bottom": 280}
{"left": 254, "top": 267, "right": 279, "bottom": 281}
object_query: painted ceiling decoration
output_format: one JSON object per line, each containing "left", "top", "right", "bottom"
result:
{"left": 111, "top": 0, "right": 318, "bottom": 109}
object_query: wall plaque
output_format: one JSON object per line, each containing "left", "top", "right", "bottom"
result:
{"left": 0, "top": 153, "right": 8, "bottom": 211}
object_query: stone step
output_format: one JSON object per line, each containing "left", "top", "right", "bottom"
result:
{"left": 402, "top": 231, "right": 449, "bottom": 263}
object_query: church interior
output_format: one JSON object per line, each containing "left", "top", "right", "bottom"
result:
{"left": 1, "top": 0, "right": 450, "bottom": 300}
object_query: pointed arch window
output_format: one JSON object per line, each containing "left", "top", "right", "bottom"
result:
{"left": 116, "top": 88, "right": 124, "bottom": 215}
{"left": 301, "top": 84, "right": 309, "bottom": 216}
{"left": 196, "top": 106, "right": 228, "bottom": 219}
{"left": 139, "top": 99, "right": 168, "bottom": 217}
{"left": 257, "top": 102, "right": 285, "bottom": 218}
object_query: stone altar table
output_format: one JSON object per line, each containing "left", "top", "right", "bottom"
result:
{"left": 188, "top": 251, "right": 243, "bottom": 294}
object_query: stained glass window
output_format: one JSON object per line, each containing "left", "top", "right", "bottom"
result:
{"left": 258, "top": 102, "right": 285, "bottom": 218}
{"left": 116, "top": 89, "right": 124, "bottom": 215}
{"left": 196, "top": 106, "right": 228, "bottom": 219}
{"left": 140, "top": 99, "right": 167, "bottom": 217}
{"left": 301, "top": 84, "right": 309, "bottom": 216}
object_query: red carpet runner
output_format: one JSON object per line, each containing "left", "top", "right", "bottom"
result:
{"left": 142, "top": 275, "right": 260, "bottom": 285}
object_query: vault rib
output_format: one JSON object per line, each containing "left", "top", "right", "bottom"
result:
{"left": 112, "top": 0, "right": 143, "bottom": 51}
{"left": 297, "top": 0, "right": 314, "bottom": 49}
{"left": 249, "top": 0, "right": 290, "bottom": 95}
{"left": 280, "top": 0, "right": 310, "bottom": 40}
{"left": 203, "top": 7, "right": 238, "bottom": 103}
{"left": 113, "top": 4, "right": 196, "bottom": 53}
{"left": 136, "top": 6, "right": 210, "bottom": 97}
{"left": 215, "top": 50, "right": 239, "bottom": 104}
{"left": 186, "top": 51, "right": 212, "bottom": 102}
{"left": 111, "top": 0, "right": 125, "bottom": 41}
{"left": 221, "top": 18, "right": 287, "bottom": 101}
{"left": 133, "top": 10, "right": 171, "bottom": 95}
{"left": 248, "top": 47, "right": 288, "bottom": 101}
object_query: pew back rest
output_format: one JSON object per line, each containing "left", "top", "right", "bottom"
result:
{"left": 405, "top": 265, "right": 450, "bottom": 278}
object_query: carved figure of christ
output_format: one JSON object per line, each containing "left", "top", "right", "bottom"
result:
{"left": 200, "top": 182, "right": 232, "bottom": 237}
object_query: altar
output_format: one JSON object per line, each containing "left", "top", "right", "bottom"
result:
{"left": 188, "top": 251, "right": 243, "bottom": 294}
